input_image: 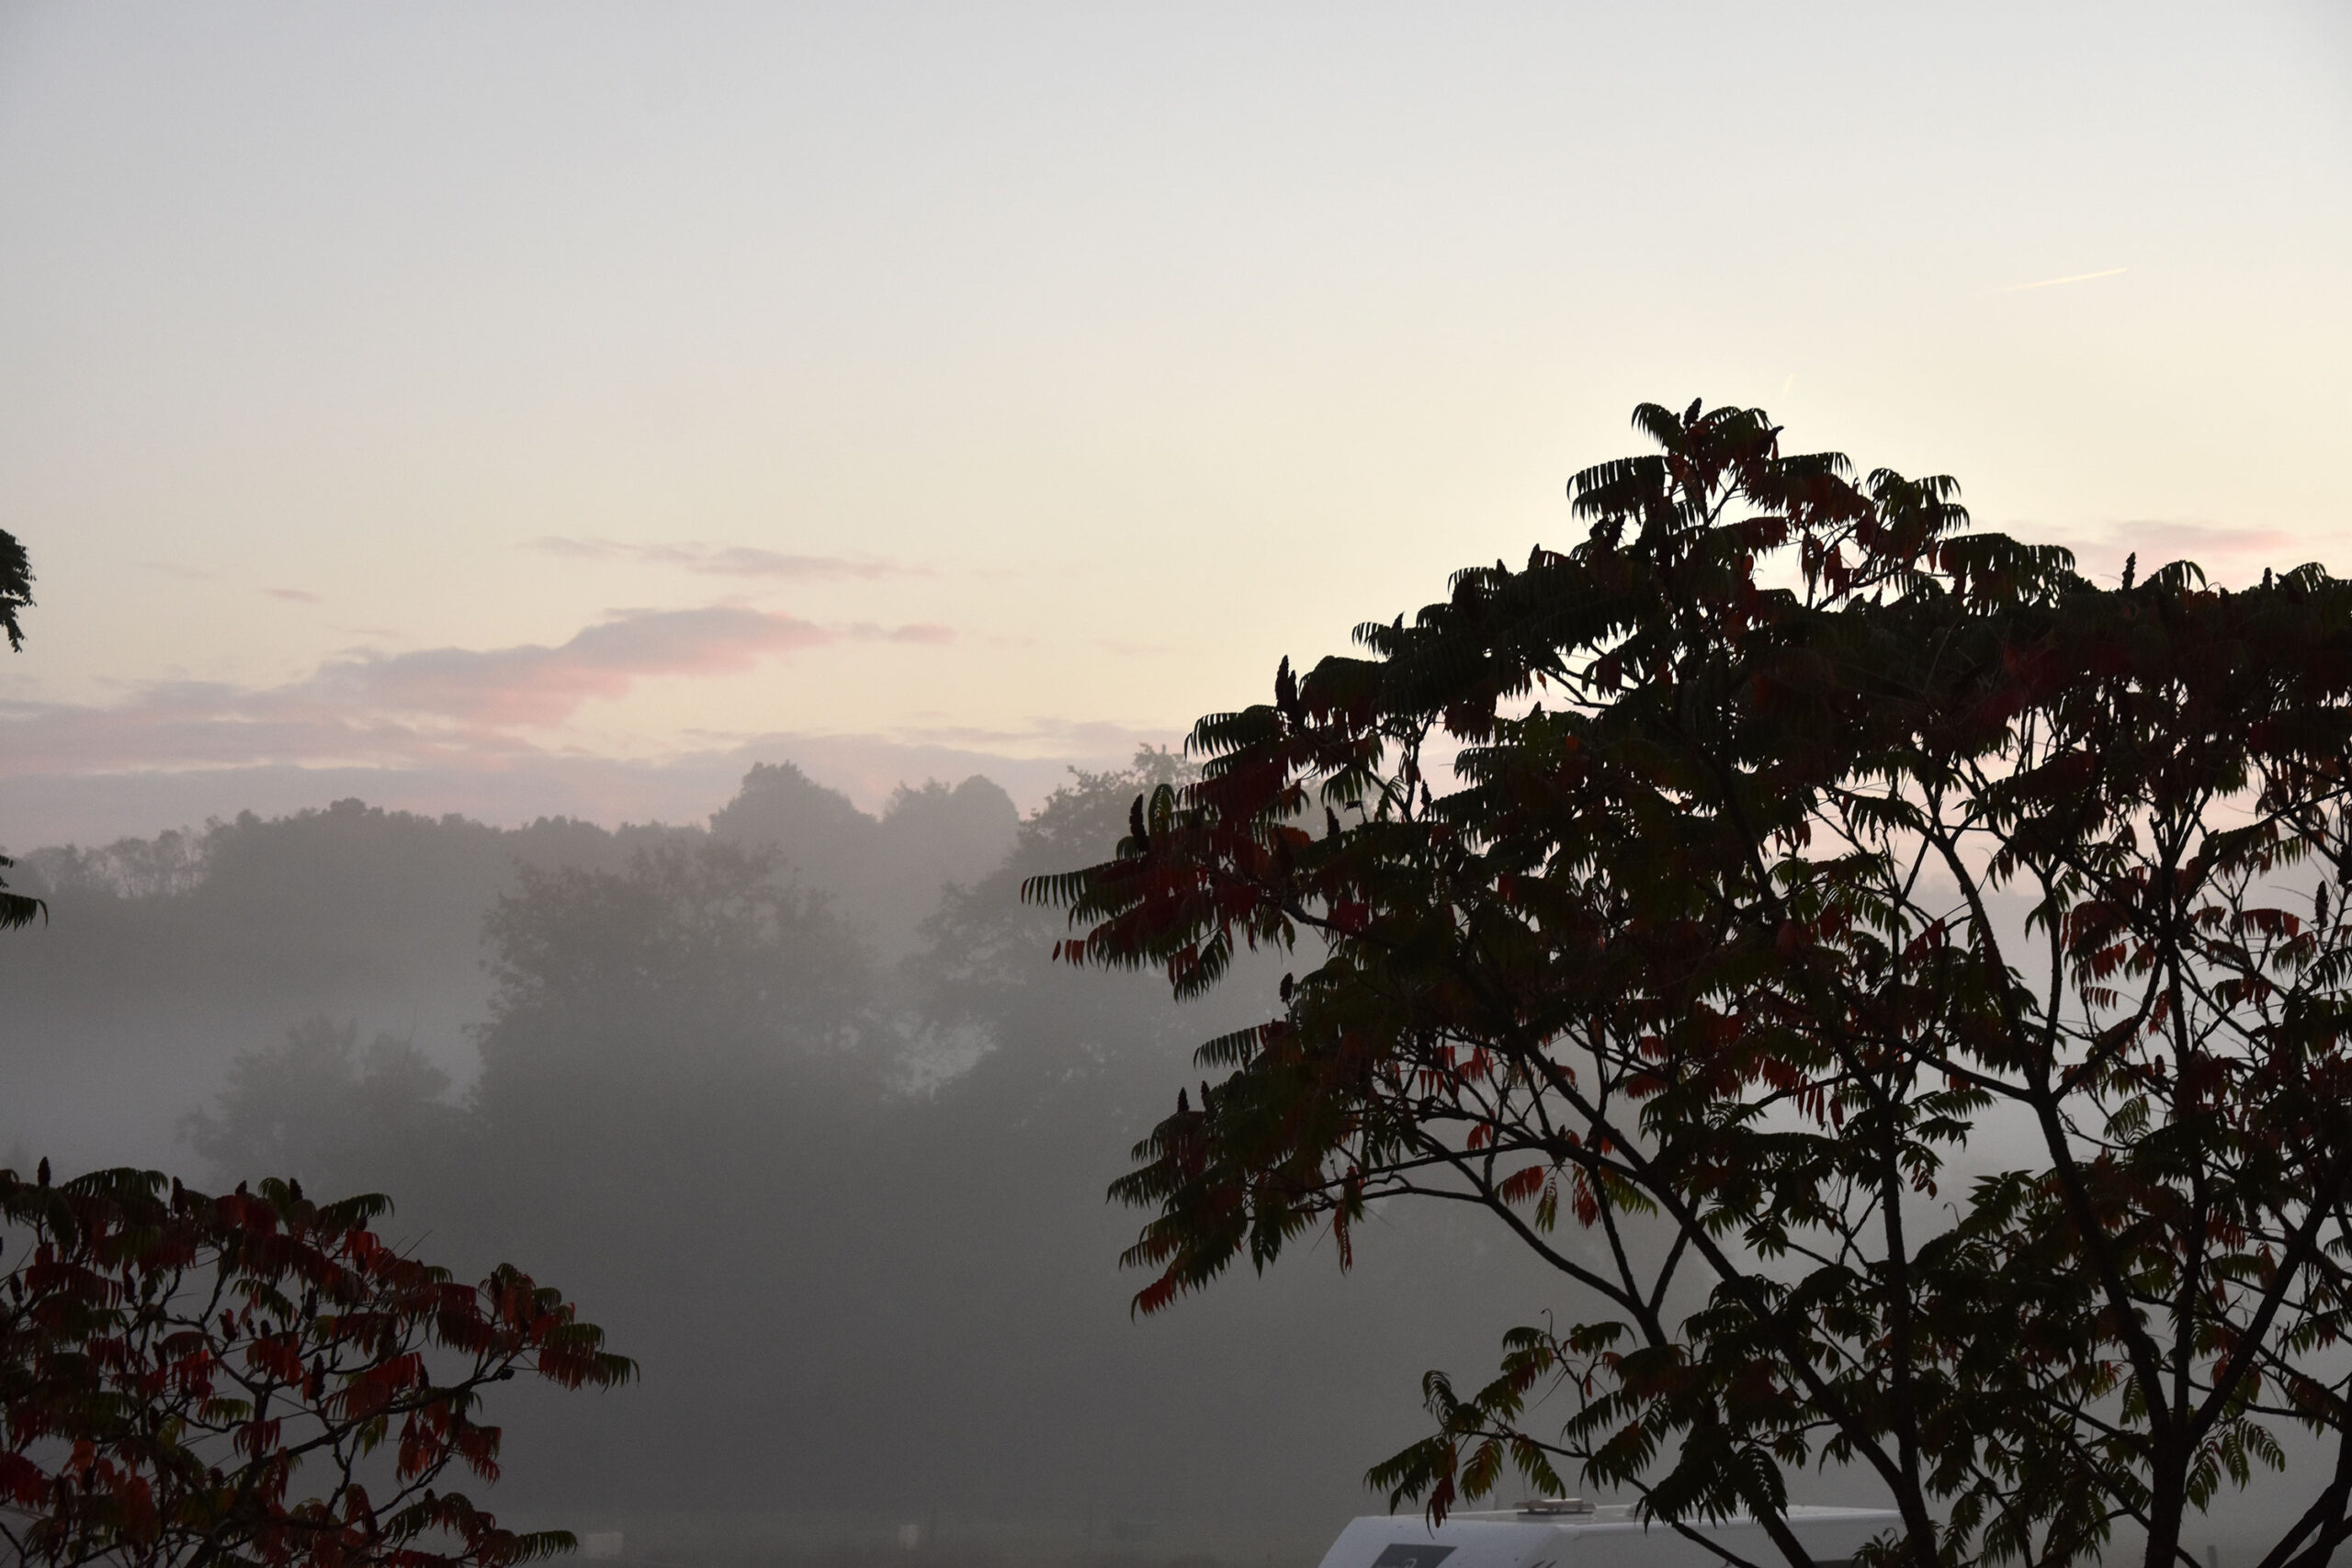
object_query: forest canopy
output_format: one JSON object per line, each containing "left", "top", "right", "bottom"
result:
{"left": 1, "top": 757, "right": 1518, "bottom": 1536}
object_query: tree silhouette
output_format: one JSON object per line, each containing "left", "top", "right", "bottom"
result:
{"left": 0, "top": 1166, "right": 631, "bottom": 1568}
{"left": 1, "top": 527, "right": 41, "bottom": 931}
{"left": 1035, "top": 401, "right": 2352, "bottom": 1568}
{"left": 184, "top": 1018, "right": 463, "bottom": 1200}
{"left": 0, "top": 527, "right": 31, "bottom": 654}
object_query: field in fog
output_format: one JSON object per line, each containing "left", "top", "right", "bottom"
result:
{"left": 0, "top": 753, "right": 1596, "bottom": 1562}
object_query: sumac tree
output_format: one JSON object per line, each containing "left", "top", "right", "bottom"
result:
{"left": 0, "top": 1164, "right": 632, "bottom": 1568}
{"left": 1030, "top": 401, "right": 2352, "bottom": 1568}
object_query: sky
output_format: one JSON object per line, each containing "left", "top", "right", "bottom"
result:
{"left": 1, "top": 2, "right": 2346, "bottom": 843}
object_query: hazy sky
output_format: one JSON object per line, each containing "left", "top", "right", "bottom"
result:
{"left": 2, "top": 3, "right": 2346, "bottom": 840}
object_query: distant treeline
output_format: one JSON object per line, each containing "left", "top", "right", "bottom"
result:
{"left": 0, "top": 758, "right": 1559, "bottom": 1538}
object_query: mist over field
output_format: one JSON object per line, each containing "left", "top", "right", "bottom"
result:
{"left": 3, "top": 6, "right": 2346, "bottom": 1566}
{"left": 0, "top": 756, "right": 1580, "bottom": 1561}
{"left": 10, "top": 758, "right": 2346, "bottom": 1568}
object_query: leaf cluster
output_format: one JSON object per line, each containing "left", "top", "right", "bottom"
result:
{"left": 1030, "top": 401, "right": 2352, "bottom": 1568}
{"left": 1, "top": 525, "right": 43, "bottom": 932}
{"left": 0, "top": 1163, "right": 632, "bottom": 1568}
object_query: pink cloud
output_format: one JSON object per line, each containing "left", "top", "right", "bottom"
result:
{"left": 266, "top": 587, "right": 322, "bottom": 604}
{"left": 0, "top": 606, "right": 955, "bottom": 776}
{"left": 525, "top": 537, "right": 925, "bottom": 581}
{"left": 321, "top": 606, "right": 834, "bottom": 728}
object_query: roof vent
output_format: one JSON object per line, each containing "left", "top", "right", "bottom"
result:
{"left": 1518, "top": 1498, "right": 1596, "bottom": 1517}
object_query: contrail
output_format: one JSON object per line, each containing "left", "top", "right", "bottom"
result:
{"left": 2004, "top": 266, "right": 2128, "bottom": 292}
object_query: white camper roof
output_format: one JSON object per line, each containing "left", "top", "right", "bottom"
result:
{"left": 1316, "top": 1506, "right": 1900, "bottom": 1568}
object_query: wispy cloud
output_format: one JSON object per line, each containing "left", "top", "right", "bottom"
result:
{"left": 525, "top": 537, "right": 925, "bottom": 581}
{"left": 0, "top": 606, "right": 953, "bottom": 776}
{"left": 265, "top": 587, "right": 322, "bottom": 604}
{"left": 2003, "top": 266, "right": 2127, "bottom": 292}
{"left": 848, "top": 622, "right": 952, "bottom": 645}
{"left": 863, "top": 716, "right": 1179, "bottom": 755}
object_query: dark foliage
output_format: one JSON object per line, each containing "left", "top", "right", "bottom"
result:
{"left": 0, "top": 1165, "right": 630, "bottom": 1568}
{"left": 1034, "top": 401, "right": 2352, "bottom": 1568}
{"left": 1, "top": 526, "right": 43, "bottom": 932}
{"left": 0, "top": 527, "right": 31, "bottom": 654}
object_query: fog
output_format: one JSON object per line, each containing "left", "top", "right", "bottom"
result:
{"left": 0, "top": 755, "right": 1579, "bottom": 1564}
{"left": 2, "top": 5, "right": 2343, "bottom": 1562}
{"left": 9, "top": 760, "right": 2341, "bottom": 1568}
